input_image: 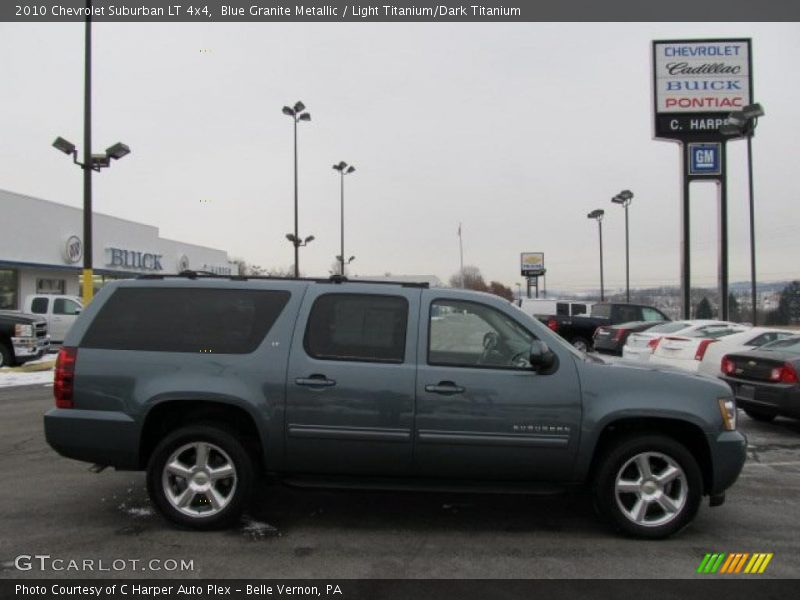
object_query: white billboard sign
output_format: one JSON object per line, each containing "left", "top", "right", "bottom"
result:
{"left": 520, "top": 252, "right": 545, "bottom": 277}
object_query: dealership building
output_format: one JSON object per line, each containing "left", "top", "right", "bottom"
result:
{"left": 0, "top": 189, "right": 235, "bottom": 310}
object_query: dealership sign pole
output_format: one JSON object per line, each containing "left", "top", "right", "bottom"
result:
{"left": 652, "top": 38, "right": 752, "bottom": 320}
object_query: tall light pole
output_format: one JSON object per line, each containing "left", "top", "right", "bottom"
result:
{"left": 51, "top": 3, "right": 130, "bottom": 306}
{"left": 282, "top": 101, "right": 311, "bottom": 278}
{"left": 611, "top": 190, "right": 634, "bottom": 303}
{"left": 332, "top": 161, "right": 356, "bottom": 276}
{"left": 721, "top": 103, "right": 764, "bottom": 325}
{"left": 588, "top": 209, "right": 605, "bottom": 301}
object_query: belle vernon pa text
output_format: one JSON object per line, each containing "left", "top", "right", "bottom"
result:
{"left": 16, "top": 583, "right": 344, "bottom": 597}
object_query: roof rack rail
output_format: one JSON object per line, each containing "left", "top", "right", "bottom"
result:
{"left": 135, "top": 272, "right": 430, "bottom": 288}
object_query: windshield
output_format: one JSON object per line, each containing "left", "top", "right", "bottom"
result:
{"left": 760, "top": 336, "right": 800, "bottom": 355}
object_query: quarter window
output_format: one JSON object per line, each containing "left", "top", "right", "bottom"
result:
{"left": 81, "top": 288, "right": 289, "bottom": 353}
{"left": 304, "top": 294, "right": 408, "bottom": 363}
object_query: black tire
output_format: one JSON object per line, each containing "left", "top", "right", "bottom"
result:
{"left": 572, "top": 337, "right": 591, "bottom": 353}
{"left": 0, "top": 342, "right": 14, "bottom": 368}
{"left": 744, "top": 409, "right": 776, "bottom": 423}
{"left": 146, "top": 423, "right": 255, "bottom": 530}
{"left": 593, "top": 434, "right": 703, "bottom": 539}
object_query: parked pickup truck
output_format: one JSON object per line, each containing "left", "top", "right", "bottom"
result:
{"left": 23, "top": 294, "right": 83, "bottom": 344}
{"left": 45, "top": 275, "right": 745, "bottom": 538}
{"left": 0, "top": 310, "right": 50, "bottom": 367}
{"left": 544, "top": 302, "right": 671, "bottom": 352}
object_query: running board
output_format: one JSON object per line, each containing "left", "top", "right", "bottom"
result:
{"left": 279, "top": 474, "right": 569, "bottom": 495}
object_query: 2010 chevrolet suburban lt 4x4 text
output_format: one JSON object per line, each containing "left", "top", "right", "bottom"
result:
{"left": 44, "top": 274, "right": 746, "bottom": 538}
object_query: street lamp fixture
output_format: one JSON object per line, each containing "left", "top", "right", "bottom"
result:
{"left": 587, "top": 209, "right": 605, "bottom": 301}
{"left": 286, "top": 233, "right": 315, "bottom": 249}
{"left": 52, "top": 135, "right": 130, "bottom": 303}
{"left": 282, "top": 100, "right": 312, "bottom": 278}
{"left": 333, "top": 161, "right": 357, "bottom": 276}
{"left": 611, "top": 189, "right": 634, "bottom": 302}
{"left": 720, "top": 103, "right": 764, "bottom": 325}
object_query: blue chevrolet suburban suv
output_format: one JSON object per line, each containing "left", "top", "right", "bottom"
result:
{"left": 44, "top": 274, "right": 746, "bottom": 538}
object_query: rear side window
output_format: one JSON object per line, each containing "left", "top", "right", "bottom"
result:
{"left": 30, "top": 297, "right": 48, "bottom": 314}
{"left": 81, "top": 288, "right": 290, "bottom": 353}
{"left": 304, "top": 294, "right": 408, "bottom": 363}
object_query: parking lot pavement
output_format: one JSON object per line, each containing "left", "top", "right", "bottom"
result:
{"left": 1, "top": 383, "right": 799, "bottom": 580}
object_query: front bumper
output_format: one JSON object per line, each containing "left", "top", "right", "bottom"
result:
{"left": 12, "top": 335, "right": 50, "bottom": 360}
{"left": 708, "top": 429, "right": 747, "bottom": 496}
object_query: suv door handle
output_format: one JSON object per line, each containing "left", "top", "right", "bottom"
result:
{"left": 425, "top": 381, "right": 465, "bottom": 395}
{"left": 295, "top": 374, "right": 337, "bottom": 388}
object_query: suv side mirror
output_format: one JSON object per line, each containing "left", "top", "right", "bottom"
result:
{"left": 529, "top": 340, "right": 557, "bottom": 372}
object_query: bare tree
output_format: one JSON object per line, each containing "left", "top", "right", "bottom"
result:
{"left": 449, "top": 265, "right": 487, "bottom": 291}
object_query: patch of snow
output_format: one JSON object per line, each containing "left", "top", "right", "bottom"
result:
{"left": 240, "top": 517, "right": 280, "bottom": 539}
{"left": 0, "top": 370, "right": 54, "bottom": 388}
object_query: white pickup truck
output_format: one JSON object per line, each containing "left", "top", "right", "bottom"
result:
{"left": 23, "top": 295, "right": 83, "bottom": 344}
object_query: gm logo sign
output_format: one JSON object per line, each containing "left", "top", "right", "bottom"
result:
{"left": 688, "top": 143, "right": 722, "bottom": 176}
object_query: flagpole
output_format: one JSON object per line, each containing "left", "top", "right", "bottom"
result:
{"left": 458, "top": 223, "right": 464, "bottom": 288}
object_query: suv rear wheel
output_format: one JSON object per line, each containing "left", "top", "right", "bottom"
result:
{"left": 593, "top": 434, "right": 702, "bottom": 539}
{"left": 146, "top": 424, "right": 254, "bottom": 529}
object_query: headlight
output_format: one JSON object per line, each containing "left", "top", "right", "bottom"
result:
{"left": 718, "top": 397, "right": 737, "bottom": 431}
{"left": 14, "top": 324, "right": 33, "bottom": 337}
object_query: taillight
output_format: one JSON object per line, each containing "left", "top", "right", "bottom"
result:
{"left": 721, "top": 355, "right": 736, "bottom": 375}
{"left": 613, "top": 328, "right": 628, "bottom": 342}
{"left": 547, "top": 318, "right": 558, "bottom": 332}
{"left": 770, "top": 363, "right": 799, "bottom": 384}
{"left": 54, "top": 347, "right": 77, "bottom": 409}
{"left": 647, "top": 337, "right": 662, "bottom": 353}
{"left": 694, "top": 339, "right": 717, "bottom": 361}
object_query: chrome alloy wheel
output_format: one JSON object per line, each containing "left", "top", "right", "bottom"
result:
{"left": 161, "top": 442, "right": 238, "bottom": 518}
{"left": 614, "top": 451, "right": 688, "bottom": 528}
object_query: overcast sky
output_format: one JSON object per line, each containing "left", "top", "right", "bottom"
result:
{"left": 1, "top": 21, "right": 798, "bottom": 293}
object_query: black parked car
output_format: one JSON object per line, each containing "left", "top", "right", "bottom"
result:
{"left": 593, "top": 321, "right": 668, "bottom": 356}
{"left": 720, "top": 335, "right": 800, "bottom": 422}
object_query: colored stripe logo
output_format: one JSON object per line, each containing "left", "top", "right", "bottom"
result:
{"left": 697, "top": 553, "right": 773, "bottom": 574}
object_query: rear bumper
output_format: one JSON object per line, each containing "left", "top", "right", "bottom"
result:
{"left": 44, "top": 408, "right": 140, "bottom": 469}
{"left": 708, "top": 430, "right": 747, "bottom": 496}
{"left": 649, "top": 356, "right": 701, "bottom": 372}
{"left": 723, "top": 378, "right": 800, "bottom": 418}
{"left": 593, "top": 340, "right": 622, "bottom": 355}
{"left": 621, "top": 347, "right": 651, "bottom": 362}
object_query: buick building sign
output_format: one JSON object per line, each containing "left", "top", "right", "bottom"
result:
{"left": 652, "top": 39, "right": 752, "bottom": 139}
{"left": 107, "top": 247, "right": 164, "bottom": 271}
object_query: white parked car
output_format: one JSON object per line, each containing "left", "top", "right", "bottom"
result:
{"left": 696, "top": 327, "right": 797, "bottom": 378}
{"left": 622, "top": 320, "right": 736, "bottom": 363}
{"left": 648, "top": 322, "right": 751, "bottom": 373}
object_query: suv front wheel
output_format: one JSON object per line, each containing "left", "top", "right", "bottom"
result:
{"left": 146, "top": 424, "right": 254, "bottom": 529}
{"left": 593, "top": 434, "right": 703, "bottom": 539}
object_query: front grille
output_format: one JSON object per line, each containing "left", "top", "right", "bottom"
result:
{"left": 35, "top": 322, "right": 47, "bottom": 338}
